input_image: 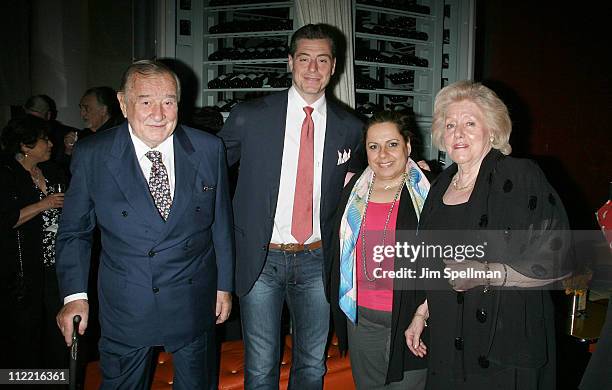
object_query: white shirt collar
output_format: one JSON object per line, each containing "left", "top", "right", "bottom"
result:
{"left": 288, "top": 86, "right": 326, "bottom": 116}
{"left": 127, "top": 123, "right": 174, "bottom": 159}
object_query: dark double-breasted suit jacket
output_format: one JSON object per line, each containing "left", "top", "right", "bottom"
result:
{"left": 218, "top": 90, "right": 363, "bottom": 297}
{"left": 56, "top": 122, "right": 234, "bottom": 351}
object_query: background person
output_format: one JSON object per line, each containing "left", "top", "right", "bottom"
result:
{"left": 0, "top": 115, "right": 67, "bottom": 370}
{"left": 405, "top": 80, "right": 572, "bottom": 389}
{"left": 23, "top": 94, "right": 78, "bottom": 173}
{"left": 329, "top": 111, "right": 430, "bottom": 389}
{"left": 78, "top": 86, "right": 124, "bottom": 139}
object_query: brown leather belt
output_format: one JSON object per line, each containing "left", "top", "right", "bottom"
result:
{"left": 268, "top": 240, "right": 322, "bottom": 253}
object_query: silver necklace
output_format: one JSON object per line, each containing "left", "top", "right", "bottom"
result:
{"left": 361, "top": 172, "right": 406, "bottom": 282}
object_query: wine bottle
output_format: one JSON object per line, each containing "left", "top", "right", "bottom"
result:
{"left": 229, "top": 74, "right": 248, "bottom": 88}
{"left": 208, "top": 74, "right": 230, "bottom": 89}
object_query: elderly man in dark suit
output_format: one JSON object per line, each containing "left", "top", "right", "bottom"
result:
{"left": 218, "top": 24, "right": 363, "bottom": 389}
{"left": 55, "top": 60, "right": 234, "bottom": 389}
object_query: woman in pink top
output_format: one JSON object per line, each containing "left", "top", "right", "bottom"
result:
{"left": 328, "top": 111, "right": 431, "bottom": 389}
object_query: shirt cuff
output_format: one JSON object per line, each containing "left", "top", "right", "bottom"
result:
{"left": 64, "top": 293, "right": 88, "bottom": 305}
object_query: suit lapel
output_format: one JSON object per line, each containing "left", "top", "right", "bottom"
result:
{"left": 265, "top": 91, "right": 289, "bottom": 215}
{"left": 320, "top": 101, "right": 348, "bottom": 210}
{"left": 159, "top": 126, "right": 197, "bottom": 240}
{"left": 105, "top": 123, "right": 165, "bottom": 232}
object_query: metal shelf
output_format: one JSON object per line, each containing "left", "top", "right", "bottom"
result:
{"left": 355, "top": 32, "right": 432, "bottom": 46}
{"left": 204, "top": 30, "right": 293, "bottom": 39}
{"left": 205, "top": 1, "right": 294, "bottom": 12}
{"left": 355, "top": 88, "right": 431, "bottom": 97}
{"left": 204, "top": 59, "right": 288, "bottom": 65}
{"left": 355, "top": 3, "right": 435, "bottom": 20}
{"left": 204, "top": 87, "right": 288, "bottom": 92}
{"left": 354, "top": 60, "right": 431, "bottom": 71}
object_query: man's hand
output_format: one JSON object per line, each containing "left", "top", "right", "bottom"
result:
{"left": 56, "top": 299, "right": 89, "bottom": 346}
{"left": 215, "top": 291, "right": 232, "bottom": 324}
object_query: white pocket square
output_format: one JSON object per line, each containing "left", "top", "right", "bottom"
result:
{"left": 337, "top": 149, "right": 351, "bottom": 165}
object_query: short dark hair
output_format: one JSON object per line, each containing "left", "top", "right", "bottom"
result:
{"left": 119, "top": 60, "right": 181, "bottom": 102}
{"left": 289, "top": 24, "right": 336, "bottom": 58}
{"left": 1, "top": 115, "right": 50, "bottom": 155}
{"left": 365, "top": 111, "right": 415, "bottom": 145}
{"left": 82, "top": 86, "right": 122, "bottom": 120}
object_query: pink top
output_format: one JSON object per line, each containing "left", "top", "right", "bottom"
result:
{"left": 356, "top": 199, "right": 400, "bottom": 312}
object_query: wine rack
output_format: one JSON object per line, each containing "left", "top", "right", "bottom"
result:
{"left": 170, "top": 1, "right": 474, "bottom": 151}
{"left": 200, "top": 1, "right": 295, "bottom": 110}
{"left": 353, "top": 0, "right": 474, "bottom": 161}
{"left": 353, "top": 0, "right": 442, "bottom": 159}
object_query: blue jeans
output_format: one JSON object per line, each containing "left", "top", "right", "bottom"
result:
{"left": 240, "top": 247, "right": 330, "bottom": 390}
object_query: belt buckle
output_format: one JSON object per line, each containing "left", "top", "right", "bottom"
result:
{"left": 281, "top": 243, "right": 299, "bottom": 252}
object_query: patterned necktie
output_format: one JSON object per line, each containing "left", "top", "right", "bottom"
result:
{"left": 145, "top": 150, "right": 172, "bottom": 221}
{"left": 291, "top": 106, "right": 314, "bottom": 244}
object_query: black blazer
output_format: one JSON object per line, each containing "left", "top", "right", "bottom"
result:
{"left": 327, "top": 171, "right": 429, "bottom": 384}
{"left": 0, "top": 157, "right": 67, "bottom": 309}
{"left": 218, "top": 90, "right": 364, "bottom": 297}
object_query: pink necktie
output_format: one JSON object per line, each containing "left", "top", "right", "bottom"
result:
{"left": 291, "top": 106, "right": 314, "bottom": 244}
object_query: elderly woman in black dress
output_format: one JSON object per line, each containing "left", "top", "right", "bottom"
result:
{"left": 405, "top": 81, "right": 572, "bottom": 389}
{"left": 0, "top": 115, "right": 68, "bottom": 369}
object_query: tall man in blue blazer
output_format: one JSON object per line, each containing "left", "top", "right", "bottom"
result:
{"left": 55, "top": 60, "right": 234, "bottom": 389}
{"left": 218, "top": 24, "right": 363, "bottom": 389}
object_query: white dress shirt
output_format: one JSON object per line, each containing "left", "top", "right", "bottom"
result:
{"left": 64, "top": 125, "right": 176, "bottom": 304}
{"left": 128, "top": 125, "right": 176, "bottom": 199}
{"left": 270, "top": 87, "right": 327, "bottom": 244}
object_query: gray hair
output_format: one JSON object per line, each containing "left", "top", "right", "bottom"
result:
{"left": 118, "top": 60, "right": 181, "bottom": 102}
{"left": 23, "top": 95, "right": 51, "bottom": 115}
{"left": 432, "top": 80, "right": 512, "bottom": 155}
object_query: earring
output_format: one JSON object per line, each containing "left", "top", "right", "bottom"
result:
{"left": 489, "top": 135, "right": 494, "bottom": 144}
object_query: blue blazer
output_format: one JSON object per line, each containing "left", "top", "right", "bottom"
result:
{"left": 218, "top": 90, "right": 363, "bottom": 297}
{"left": 56, "top": 123, "right": 234, "bottom": 350}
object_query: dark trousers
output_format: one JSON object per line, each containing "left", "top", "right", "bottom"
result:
{"left": 98, "top": 330, "right": 216, "bottom": 390}
{"left": 0, "top": 266, "right": 68, "bottom": 389}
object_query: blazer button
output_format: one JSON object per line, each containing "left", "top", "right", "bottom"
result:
{"left": 152, "top": 287, "right": 159, "bottom": 293}
{"left": 195, "top": 206, "right": 201, "bottom": 212}
{"left": 478, "top": 355, "right": 490, "bottom": 368}
{"left": 262, "top": 245, "right": 268, "bottom": 251}
{"left": 476, "top": 308, "right": 487, "bottom": 323}
{"left": 122, "top": 210, "right": 128, "bottom": 217}
{"left": 454, "top": 336, "right": 463, "bottom": 350}
{"left": 148, "top": 250, "right": 156, "bottom": 257}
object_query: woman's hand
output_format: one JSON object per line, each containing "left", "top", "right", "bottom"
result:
{"left": 443, "top": 259, "right": 507, "bottom": 291}
{"left": 443, "top": 259, "right": 486, "bottom": 291}
{"left": 405, "top": 314, "right": 428, "bottom": 357}
{"left": 405, "top": 300, "right": 429, "bottom": 358}
{"left": 40, "top": 193, "right": 64, "bottom": 210}
{"left": 13, "top": 192, "right": 64, "bottom": 228}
